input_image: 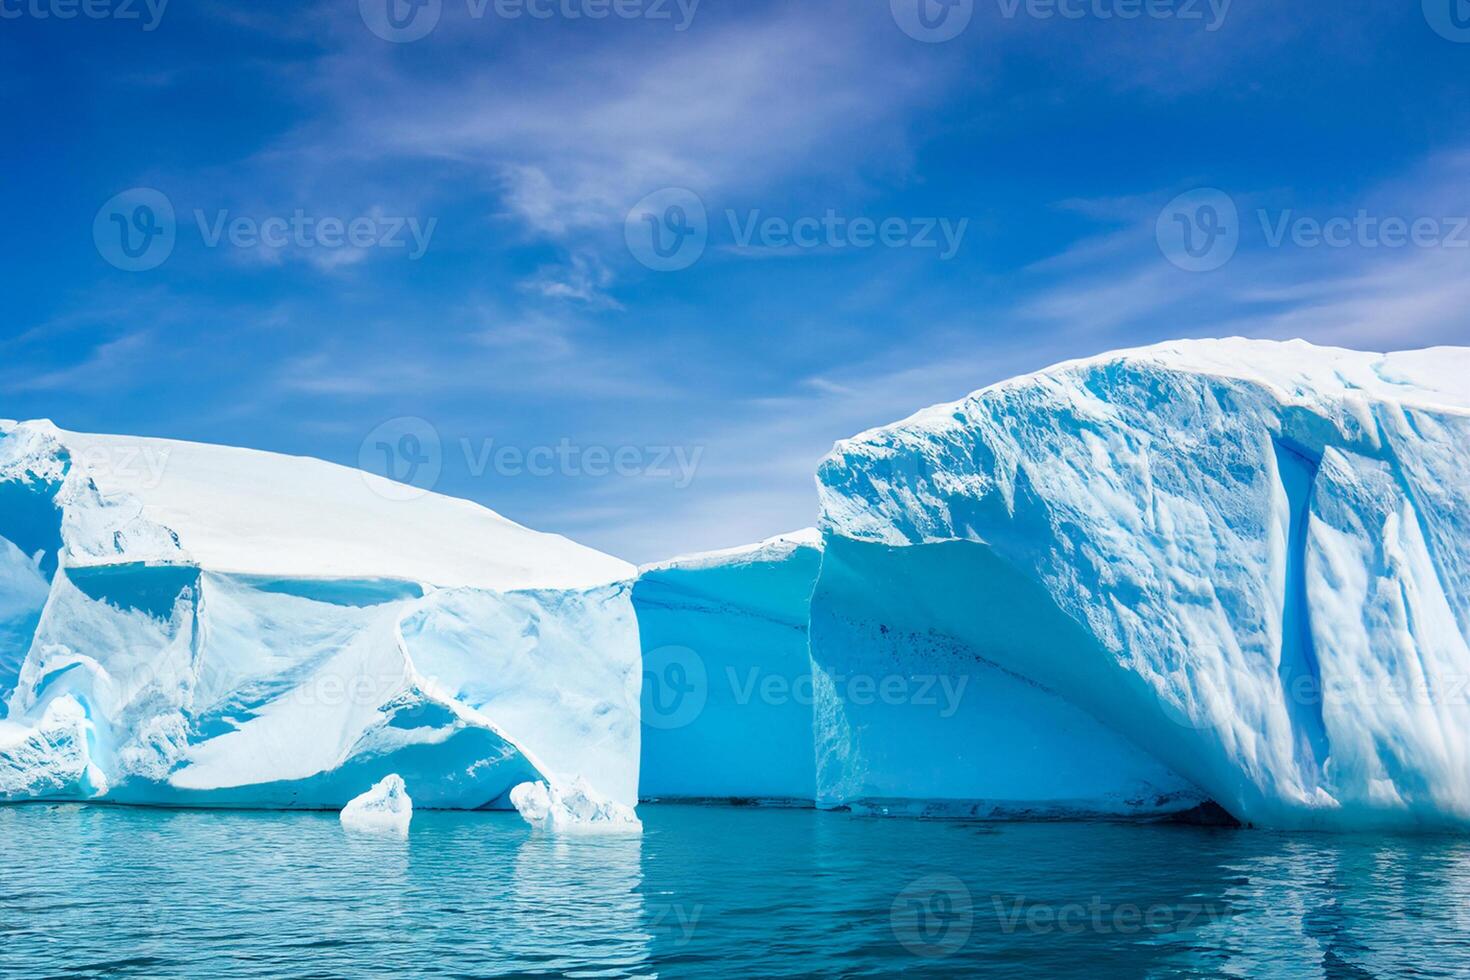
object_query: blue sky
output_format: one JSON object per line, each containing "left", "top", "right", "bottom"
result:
{"left": 3, "top": 0, "right": 1470, "bottom": 562}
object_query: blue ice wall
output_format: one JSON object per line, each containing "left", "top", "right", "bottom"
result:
{"left": 809, "top": 535, "right": 1205, "bottom": 817}
{"left": 0, "top": 473, "right": 62, "bottom": 710}
{"left": 634, "top": 540, "right": 821, "bottom": 802}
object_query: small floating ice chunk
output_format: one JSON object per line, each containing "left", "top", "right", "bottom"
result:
{"left": 340, "top": 774, "right": 412, "bottom": 836}
{"left": 510, "top": 776, "right": 642, "bottom": 834}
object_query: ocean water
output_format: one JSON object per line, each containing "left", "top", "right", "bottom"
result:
{"left": 3, "top": 804, "right": 1469, "bottom": 978}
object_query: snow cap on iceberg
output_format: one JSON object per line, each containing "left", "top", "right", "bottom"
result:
{"left": 639, "top": 528, "right": 821, "bottom": 575}
{"left": 17, "top": 420, "right": 632, "bottom": 591}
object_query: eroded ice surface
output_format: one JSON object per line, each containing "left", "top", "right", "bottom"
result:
{"left": 340, "top": 774, "right": 413, "bottom": 836}
{"left": 817, "top": 338, "right": 1470, "bottom": 829}
{"left": 511, "top": 776, "right": 642, "bottom": 834}
{"left": 0, "top": 420, "right": 639, "bottom": 811}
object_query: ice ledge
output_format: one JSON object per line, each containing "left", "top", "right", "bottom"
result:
{"left": 640, "top": 528, "right": 822, "bottom": 575}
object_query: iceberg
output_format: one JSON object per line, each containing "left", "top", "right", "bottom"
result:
{"left": 511, "top": 776, "right": 642, "bottom": 833}
{"left": 0, "top": 420, "right": 640, "bottom": 812}
{"left": 815, "top": 339, "right": 1470, "bottom": 829}
{"left": 340, "top": 773, "right": 413, "bottom": 835}
{"left": 633, "top": 530, "right": 821, "bottom": 804}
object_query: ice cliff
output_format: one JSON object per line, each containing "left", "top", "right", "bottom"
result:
{"left": 0, "top": 420, "right": 639, "bottom": 811}
{"left": 815, "top": 338, "right": 1470, "bottom": 829}
{"left": 633, "top": 530, "right": 821, "bottom": 803}
{"left": 6, "top": 337, "right": 1469, "bottom": 832}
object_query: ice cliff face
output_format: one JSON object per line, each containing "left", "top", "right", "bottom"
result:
{"left": 7, "top": 338, "right": 1467, "bottom": 831}
{"left": 633, "top": 531, "right": 821, "bottom": 803}
{"left": 0, "top": 420, "right": 639, "bottom": 810}
{"left": 816, "top": 339, "right": 1470, "bottom": 829}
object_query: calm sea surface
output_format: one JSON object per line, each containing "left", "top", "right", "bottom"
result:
{"left": 2, "top": 803, "right": 1469, "bottom": 977}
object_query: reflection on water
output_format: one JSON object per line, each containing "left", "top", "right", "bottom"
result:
{"left": 2, "top": 804, "right": 1469, "bottom": 977}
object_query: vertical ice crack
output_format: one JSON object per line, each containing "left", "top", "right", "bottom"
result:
{"left": 1272, "top": 438, "right": 1330, "bottom": 783}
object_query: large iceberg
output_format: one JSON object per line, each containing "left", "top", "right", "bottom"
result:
{"left": 7, "top": 337, "right": 1469, "bottom": 832}
{"left": 0, "top": 420, "right": 640, "bottom": 811}
{"left": 633, "top": 530, "right": 821, "bottom": 803}
{"left": 815, "top": 339, "right": 1470, "bottom": 829}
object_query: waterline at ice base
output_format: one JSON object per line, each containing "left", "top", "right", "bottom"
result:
{"left": 5, "top": 338, "right": 1470, "bottom": 831}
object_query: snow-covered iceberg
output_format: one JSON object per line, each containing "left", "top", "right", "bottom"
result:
{"left": 0, "top": 420, "right": 640, "bottom": 811}
{"left": 340, "top": 773, "right": 412, "bottom": 835}
{"left": 816, "top": 339, "right": 1470, "bottom": 829}
{"left": 633, "top": 530, "right": 820, "bottom": 803}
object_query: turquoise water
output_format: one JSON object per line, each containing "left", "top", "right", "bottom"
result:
{"left": 3, "top": 804, "right": 1469, "bottom": 978}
